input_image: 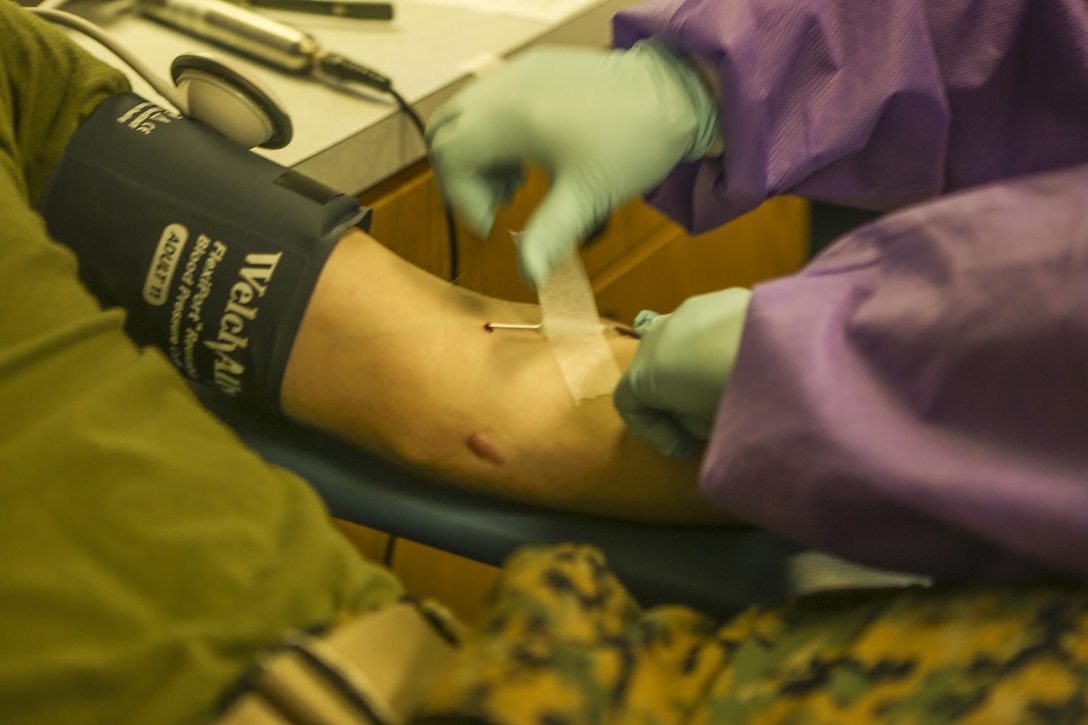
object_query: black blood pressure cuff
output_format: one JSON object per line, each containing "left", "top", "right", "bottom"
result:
{"left": 39, "top": 93, "right": 371, "bottom": 411}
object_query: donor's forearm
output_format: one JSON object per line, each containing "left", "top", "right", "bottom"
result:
{"left": 281, "top": 230, "right": 734, "bottom": 524}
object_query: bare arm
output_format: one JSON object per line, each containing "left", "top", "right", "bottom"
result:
{"left": 281, "top": 229, "right": 736, "bottom": 524}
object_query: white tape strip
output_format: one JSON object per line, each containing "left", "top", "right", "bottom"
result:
{"left": 536, "top": 250, "right": 621, "bottom": 405}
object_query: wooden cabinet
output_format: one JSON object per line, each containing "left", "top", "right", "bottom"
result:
{"left": 359, "top": 160, "right": 810, "bottom": 321}
{"left": 331, "top": 519, "right": 500, "bottom": 624}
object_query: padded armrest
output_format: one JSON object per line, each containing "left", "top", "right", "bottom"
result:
{"left": 194, "top": 385, "right": 923, "bottom": 615}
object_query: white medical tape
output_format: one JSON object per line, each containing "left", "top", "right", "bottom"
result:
{"left": 534, "top": 247, "right": 621, "bottom": 405}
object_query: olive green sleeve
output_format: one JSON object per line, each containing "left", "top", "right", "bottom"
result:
{"left": 0, "top": 5, "right": 402, "bottom": 723}
{"left": 0, "top": 0, "right": 130, "bottom": 202}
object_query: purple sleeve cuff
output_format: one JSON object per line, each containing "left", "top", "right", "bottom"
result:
{"left": 699, "top": 162, "right": 1088, "bottom": 581}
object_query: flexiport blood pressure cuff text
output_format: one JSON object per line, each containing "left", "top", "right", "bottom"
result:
{"left": 39, "top": 93, "right": 371, "bottom": 411}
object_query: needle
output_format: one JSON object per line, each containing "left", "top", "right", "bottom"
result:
{"left": 483, "top": 322, "right": 542, "bottom": 332}
{"left": 483, "top": 321, "right": 641, "bottom": 339}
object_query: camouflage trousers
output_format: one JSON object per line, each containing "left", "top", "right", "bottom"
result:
{"left": 417, "top": 544, "right": 1088, "bottom": 724}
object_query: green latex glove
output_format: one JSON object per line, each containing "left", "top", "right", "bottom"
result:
{"left": 425, "top": 39, "right": 720, "bottom": 287}
{"left": 613, "top": 288, "right": 751, "bottom": 459}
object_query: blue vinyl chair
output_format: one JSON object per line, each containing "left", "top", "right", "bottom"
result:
{"left": 194, "top": 384, "right": 923, "bottom": 616}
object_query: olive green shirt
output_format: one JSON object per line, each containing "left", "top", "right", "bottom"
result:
{"left": 0, "top": 4, "right": 401, "bottom": 723}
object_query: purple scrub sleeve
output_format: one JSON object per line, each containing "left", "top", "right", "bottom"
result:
{"left": 613, "top": 0, "right": 1088, "bottom": 234}
{"left": 612, "top": 0, "right": 1088, "bottom": 579}
{"left": 705, "top": 162, "right": 1088, "bottom": 581}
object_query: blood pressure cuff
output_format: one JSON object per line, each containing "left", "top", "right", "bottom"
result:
{"left": 38, "top": 92, "right": 371, "bottom": 411}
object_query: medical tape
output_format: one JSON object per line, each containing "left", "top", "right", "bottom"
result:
{"left": 531, "top": 243, "right": 621, "bottom": 405}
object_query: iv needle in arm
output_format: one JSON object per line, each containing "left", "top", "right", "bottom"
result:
{"left": 483, "top": 322, "right": 542, "bottom": 332}
{"left": 484, "top": 322, "right": 641, "bottom": 339}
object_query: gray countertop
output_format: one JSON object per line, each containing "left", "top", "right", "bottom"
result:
{"left": 59, "top": 0, "right": 638, "bottom": 194}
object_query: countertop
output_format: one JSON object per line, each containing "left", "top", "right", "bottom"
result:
{"left": 57, "top": 0, "right": 639, "bottom": 194}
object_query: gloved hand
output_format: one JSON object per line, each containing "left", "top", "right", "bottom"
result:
{"left": 425, "top": 39, "right": 720, "bottom": 287}
{"left": 613, "top": 288, "right": 751, "bottom": 459}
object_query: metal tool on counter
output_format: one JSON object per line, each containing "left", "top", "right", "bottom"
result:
{"left": 135, "top": 0, "right": 393, "bottom": 90}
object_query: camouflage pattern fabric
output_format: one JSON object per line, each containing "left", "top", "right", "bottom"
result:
{"left": 418, "top": 544, "right": 1088, "bottom": 724}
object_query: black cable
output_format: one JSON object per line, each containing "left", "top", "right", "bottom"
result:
{"left": 388, "top": 88, "right": 461, "bottom": 285}
{"left": 382, "top": 535, "right": 397, "bottom": 568}
{"left": 319, "top": 53, "right": 461, "bottom": 284}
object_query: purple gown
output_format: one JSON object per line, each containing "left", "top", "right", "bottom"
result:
{"left": 613, "top": 0, "right": 1088, "bottom": 580}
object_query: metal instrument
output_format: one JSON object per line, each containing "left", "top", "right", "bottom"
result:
{"left": 136, "top": 0, "right": 392, "bottom": 90}
{"left": 138, "top": 0, "right": 319, "bottom": 72}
